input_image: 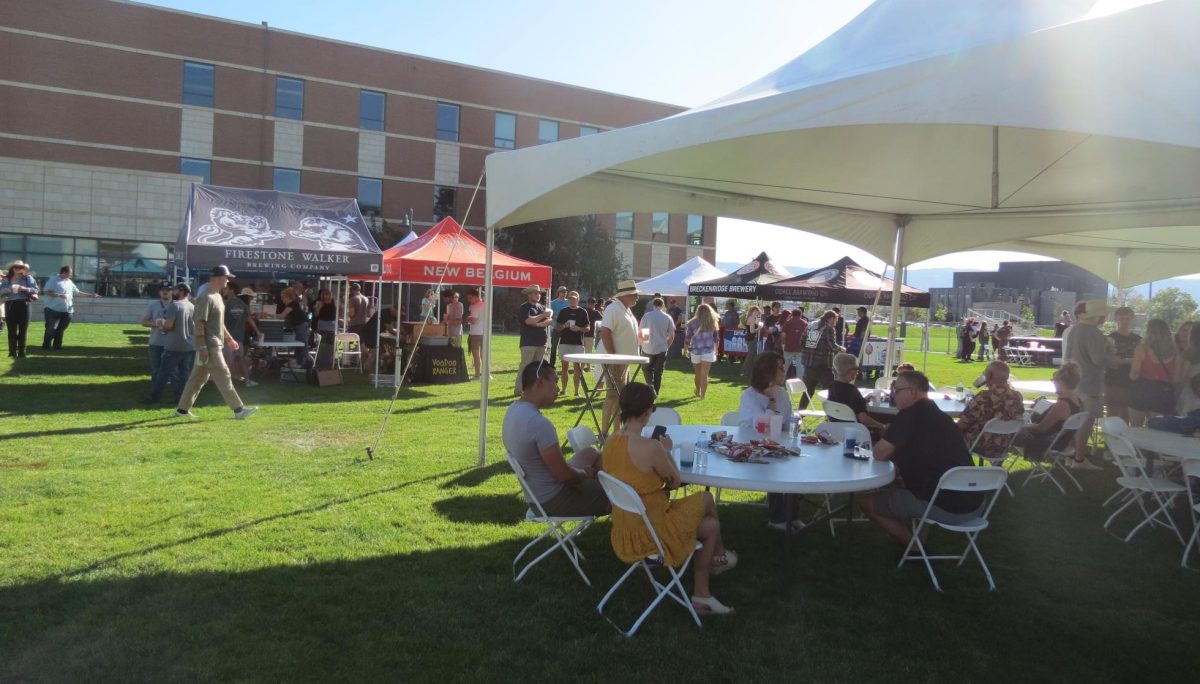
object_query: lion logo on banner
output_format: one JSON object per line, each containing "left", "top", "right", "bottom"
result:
{"left": 195, "top": 208, "right": 286, "bottom": 246}
{"left": 291, "top": 217, "right": 371, "bottom": 251}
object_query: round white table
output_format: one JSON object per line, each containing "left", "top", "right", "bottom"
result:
{"left": 640, "top": 424, "right": 895, "bottom": 495}
{"left": 817, "top": 387, "right": 969, "bottom": 417}
{"left": 1123, "top": 427, "right": 1200, "bottom": 460}
{"left": 1011, "top": 380, "right": 1056, "bottom": 395}
{"left": 562, "top": 353, "right": 649, "bottom": 441}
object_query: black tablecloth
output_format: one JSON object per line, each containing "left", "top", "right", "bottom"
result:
{"left": 411, "top": 344, "right": 468, "bottom": 384}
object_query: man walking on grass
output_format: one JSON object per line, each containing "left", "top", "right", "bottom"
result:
{"left": 174, "top": 266, "right": 257, "bottom": 420}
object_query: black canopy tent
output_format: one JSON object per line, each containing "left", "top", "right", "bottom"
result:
{"left": 686, "top": 251, "right": 791, "bottom": 299}
{"left": 758, "top": 257, "right": 930, "bottom": 308}
{"left": 176, "top": 185, "right": 383, "bottom": 277}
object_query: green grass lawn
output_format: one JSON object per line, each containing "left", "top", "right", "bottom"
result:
{"left": 1, "top": 324, "right": 1196, "bottom": 682}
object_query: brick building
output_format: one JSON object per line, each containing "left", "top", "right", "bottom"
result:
{"left": 0, "top": 0, "right": 715, "bottom": 320}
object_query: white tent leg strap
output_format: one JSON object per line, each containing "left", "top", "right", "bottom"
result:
{"left": 367, "top": 170, "right": 487, "bottom": 459}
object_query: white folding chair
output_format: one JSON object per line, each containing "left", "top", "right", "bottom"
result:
{"left": 1021, "top": 411, "right": 1089, "bottom": 494}
{"left": 823, "top": 400, "right": 858, "bottom": 423}
{"left": 566, "top": 425, "right": 597, "bottom": 454}
{"left": 647, "top": 406, "right": 682, "bottom": 427}
{"left": 1102, "top": 435, "right": 1186, "bottom": 545}
{"left": 1007, "top": 346, "right": 1033, "bottom": 367}
{"left": 898, "top": 466, "right": 1008, "bottom": 591}
{"left": 968, "top": 418, "right": 1024, "bottom": 496}
{"left": 1099, "top": 417, "right": 1141, "bottom": 507}
{"left": 505, "top": 452, "right": 596, "bottom": 587}
{"left": 720, "top": 411, "right": 742, "bottom": 427}
{"left": 814, "top": 420, "right": 871, "bottom": 447}
{"left": 596, "top": 472, "right": 702, "bottom": 637}
{"left": 334, "top": 332, "right": 362, "bottom": 371}
{"left": 1182, "top": 461, "right": 1200, "bottom": 569}
{"left": 786, "top": 378, "right": 824, "bottom": 429}
{"left": 811, "top": 420, "right": 871, "bottom": 535}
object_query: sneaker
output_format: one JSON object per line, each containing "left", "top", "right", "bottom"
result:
{"left": 234, "top": 406, "right": 258, "bottom": 420}
{"left": 1069, "top": 458, "right": 1102, "bottom": 471}
{"left": 174, "top": 410, "right": 198, "bottom": 419}
{"left": 245, "top": 379, "right": 259, "bottom": 388}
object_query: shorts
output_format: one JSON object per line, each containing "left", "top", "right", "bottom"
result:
{"left": 540, "top": 478, "right": 609, "bottom": 517}
{"left": 874, "top": 486, "right": 981, "bottom": 525}
{"left": 1079, "top": 393, "right": 1103, "bottom": 419}
{"left": 558, "top": 344, "right": 585, "bottom": 360}
{"left": 468, "top": 334, "right": 483, "bottom": 352}
{"left": 690, "top": 351, "right": 717, "bottom": 364}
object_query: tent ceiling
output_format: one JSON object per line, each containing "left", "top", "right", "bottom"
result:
{"left": 485, "top": 0, "right": 1200, "bottom": 287}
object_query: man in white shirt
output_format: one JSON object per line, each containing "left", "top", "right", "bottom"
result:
{"left": 41, "top": 265, "right": 100, "bottom": 350}
{"left": 466, "top": 289, "right": 488, "bottom": 379}
{"left": 639, "top": 297, "right": 675, "bottom": 395}
{"left": 598, "top": 279, "right": 643, "bottom": 435}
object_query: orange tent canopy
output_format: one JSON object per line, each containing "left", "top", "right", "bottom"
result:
{"left": 349, "top": 217, "right": 551, "bottom": 288}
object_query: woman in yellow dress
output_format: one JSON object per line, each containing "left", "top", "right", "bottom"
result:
{"left": 603, "top": 382, "right": 737, "bottom": 615}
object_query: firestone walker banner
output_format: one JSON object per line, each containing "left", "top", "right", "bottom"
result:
{"left": 177, "top": 185, "right": 383, "bottom": 276}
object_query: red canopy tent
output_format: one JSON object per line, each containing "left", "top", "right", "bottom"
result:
{"left": 351, "top": 217, "right": 551, "bottom": 288}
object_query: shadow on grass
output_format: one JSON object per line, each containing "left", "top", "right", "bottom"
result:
{"left": 439, "top": 461, "right": 510, "bottom": 489}
{"left": 1, "top": 470, "right": 1197, "bottom": 681}
{"left": 0, "top": 416, "right": 180, "bottom": 442}
{"left": 432, "top": 492, "right": 527, "bottom": 525}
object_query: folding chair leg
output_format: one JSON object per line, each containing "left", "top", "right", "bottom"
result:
{"left": 899, "top": 532, "right": 942, "bottom": 592}
{"left": 514, "top": 520, "right": 592, "bottom": 587}
{"left": 1056, "top": 460, "right": 1084, "bottom": 492}
{"left": 1183, "top": 525, "right": 1200, "bottom": 569}
{"left": 599, "top": 557, "right": 700, "bottom": 638}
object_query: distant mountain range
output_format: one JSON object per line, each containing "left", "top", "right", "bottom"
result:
{"left": 714, "top": 262, "right": 1200, "bottom": 300}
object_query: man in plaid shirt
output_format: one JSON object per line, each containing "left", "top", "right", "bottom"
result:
{"left": 798, "top": 309, "right": 844, "bottom": 409}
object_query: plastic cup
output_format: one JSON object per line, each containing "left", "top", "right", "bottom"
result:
{"left": 640, "top": 327, "right": 650, "bottom": 340}
{"left": 769, "top": 414, "right": 783, "bottom": 437}
{"left": 678, "top": 442, "right": 695, "bottom": 468}
{"left": 754, "top": 415, "right": 769, "bottom": 435}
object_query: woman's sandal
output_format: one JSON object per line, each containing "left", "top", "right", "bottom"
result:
{"left": 691, "top": 595, "right": 734, "bottom": 615}
{"left": 711, "top": 549, "right": 739, "bottom": 576}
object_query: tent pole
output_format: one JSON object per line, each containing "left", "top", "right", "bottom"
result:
{"left": 885, "top": 218, "right": 908, "bottom": 378}
{"left": 478, "top": 225, "right": 496, "bottom": 468}
{"left": 393, "top": 280, "right": 402, "bottom": 390}
{"left": 922, "top": 305, "right": 931, "bottom": 373}
{"left": 373, "top": 277, "right": 383, "bottom": 387}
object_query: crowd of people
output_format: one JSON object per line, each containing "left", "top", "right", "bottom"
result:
{"left": 1, "top": 261, "right": 101, "bottom": 357}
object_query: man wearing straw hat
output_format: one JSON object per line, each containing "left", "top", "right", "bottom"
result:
{"left": 597, "top": 279, "right": 643, "bottom": 436}
{"left": 515, "top": 284, "right": 553, "bottom": 395}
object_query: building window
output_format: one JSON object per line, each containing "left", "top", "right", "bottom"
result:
{"left": 436, "top": 102, "right": 460, "bottom": 141}
{"left": 433, "top": 186, "right": 457, "bottom": 221}
{"left": 0, "top": 233, "right": 171, "bottom": 298}
{"left": 182, "top": 61, "right": 214, "bottom": 107}
{"left": 275, "top": 77, "right": 304, "bottom": 120}
{"left": 651, "top": 212, "right": 669, "bottom": 243}
{"left": 537, "top": 120, "right": 559, "bottom": 144}
{"left": 360, "top": 90, "right": 386, "bottom": 130}
{"left": 273, "top": 168, "right": 301, "bottom": 193}
{"left": 615, "top": 212, "right": 633, "bottom": 240}
{"left": 180, "top": 158, "right": 211, "bottom": 185}
{"left": 579, "top": 125, "right": 599, "bottom": 137}
{"left": 687, "top": 215, "right": 704, "bottom": 246}
{"left": 494, "top": 112, "right": 516, "bottom": 149}
{"left": 358, "top": 178, "right": 383, "bottom": 210}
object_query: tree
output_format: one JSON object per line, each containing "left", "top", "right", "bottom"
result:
{"left": 1148, "top": 287, "right": 1199, "bottom": 327}
{"left": 1110, "top": 287, "right": 1150, "bottom": 315}
{"left": 496, "top": 215, "right": 626, "bottom": 297}
{"left": 934, "top": 302, "right": 948, "bottom": 322}
{"left": 1020, "top": 304, "right": 1034, "bottom": 325}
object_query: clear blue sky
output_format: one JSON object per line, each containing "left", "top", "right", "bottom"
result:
{"left": 136, "top": 0, "right": 1186, "bottom": 281}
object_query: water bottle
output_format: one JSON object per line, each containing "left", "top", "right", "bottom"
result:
{"left": 955, "top": 381, "right": 964, "bottom": 402}
{"left": 843, "top": 436, "right": 856, "bottom": 459}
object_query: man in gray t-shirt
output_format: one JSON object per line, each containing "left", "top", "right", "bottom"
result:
{"left": 146, "top": 285, "right": 195, "bottom": 403}
{"left": 502, "top": 361, "right": 608, "bottom": 517}
{"left": 140, "top": 284, "right": 173, "bottom": 377}
{"left": 1062, "top": 299, "right": 1110, "bottom": 469}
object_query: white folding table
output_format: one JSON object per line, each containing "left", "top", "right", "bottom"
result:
{"left": 562, "top": 352, "right": 649, "bottom": 442}
{"left": 817, "top": 387, "right": 969, "bottom": 417}
{"left": 1123, "top": 427, "right": 1200, "bottom": 460}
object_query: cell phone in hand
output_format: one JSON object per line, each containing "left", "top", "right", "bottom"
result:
{"left": 651, "top": 425, "right": 668, "bottom": 441}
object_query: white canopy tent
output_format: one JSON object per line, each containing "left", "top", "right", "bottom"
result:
{"left": 634, "top": 256, "right": 726, "bottom": 298}
{"left": 476, "top": 0, "right": 1200, "bottom": 464}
